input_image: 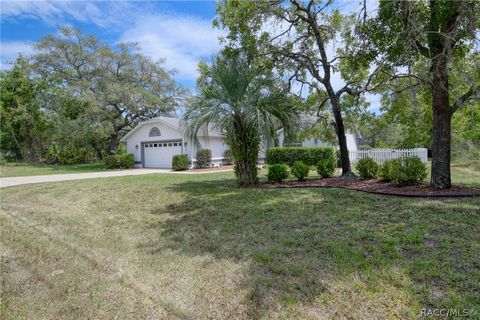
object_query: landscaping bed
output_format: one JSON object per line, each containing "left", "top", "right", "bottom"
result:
{"left": 263, "top": 177, "right": 480, "bottom": 197}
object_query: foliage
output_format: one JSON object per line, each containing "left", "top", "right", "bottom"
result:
{"left": 316, "top": 156, "right": 336, "bottom": 178}
{"left": 0, "top": 56, "right": 51, "bottom": 162}
{"left": 183, "top": 53, "right": 298, "bottom": 185}
{"left": 379, "top": 157, "right": 427, "bottom": 186}
{"left": 172, "top": 154, "right": 189, "bottom": 171}
{"left": 267, "top": 164, "right": 290, "bottom": 183}
{"left": 291, "top": 161, "right": 309, "bottom": 181}
{"left": 368, "top": 1, "right": 480, "bottom": 189}
{"left": 215, "top": 0, "right": 379, "bottom": 175}
{"left": 223, "top": 149, "right": 234, "bottom": 165}
{"left": 195, "top": 149, "right": 212, "bottom": 168}
{"left": 104, "top": 154, "right": 134, "bottom": 169}
{"left": 394, "top": 157, "right": 427, "bottom": 186}
{"left": 378, "top": 159, "right": 401, "bottom": 182}
{"left": 355, "top": 158, "right": 379, "bottom": 179}
{"left": 120, "top": 154, "right": 135, "bottom": 169}
{"left": 266, "top": 147, "right": 335, "bottom": 167}
{"left": 34, "top": 26, "right": 183, "bottom": 154}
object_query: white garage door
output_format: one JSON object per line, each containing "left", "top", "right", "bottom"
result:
{"left": 144, "top": 141, "right": 183, "bottom": 168}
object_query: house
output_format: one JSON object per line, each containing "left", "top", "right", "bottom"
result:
{"left": 122, "top": 116, "right": 358, "bottom": 169}
{"left": 120, "top": 117, "right": 227, "bottom": 168}
{"left": 276, "top": 127, "right": 358, "bottom": 151}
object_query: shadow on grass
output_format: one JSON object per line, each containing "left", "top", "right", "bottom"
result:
{"left": 144, "top": 178, "right": 480, "bottom": 318}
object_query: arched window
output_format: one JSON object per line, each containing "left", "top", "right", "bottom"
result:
{"left": 149, "top": 127, "right": 161, "bottom": 137}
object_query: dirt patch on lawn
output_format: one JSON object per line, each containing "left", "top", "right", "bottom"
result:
{"left": 262, "top": 177, "right": 480, "bottom": 198}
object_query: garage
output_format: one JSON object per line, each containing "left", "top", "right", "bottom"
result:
{"left": 143, "top": 140, "right": 183, "bottom": 168}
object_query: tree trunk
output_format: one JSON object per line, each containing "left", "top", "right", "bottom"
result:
{"left": 430, "top": 54, "right": 452, "bottom": 189}
{"left": 329, "top": 95, "right": 351, "bottom": 175}
{"left": 108, "top": 134, "right": 119, "bottom": 155}
{"left": 230, "top": 120, "right": 259, "bottom": 185}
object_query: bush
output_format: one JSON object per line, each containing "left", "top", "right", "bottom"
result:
{"left": 267, "top": 164, "right": 289, "bottom": 182}
{"left": 104, "top": 155, "right": 122, "bottom": 169}
{"left": 119, "top": 153, "right": 135, "bottom": 168}
{"left": 356, "top": 157, "right": 378, "bottom": 179}
{"left": 172, "top": 154, "right": 188, "bottom": 171}
{"left": 223, "top": 149, "right": 234, "bottom": 165}
{"left": 379, "top": 159, "right": 400, "bottom": 182}
{"left": 395, "top": 156, "right": 427, "bottom": 186}
{"left": 379, "top": 157, "right": 427, "bottom": 186}
{"left": 266, "top": 147, "right": 335, "bottom": 166}
{"left": 195, "top": 149, "right": 212, "bottom": 168}
{"left": 316, "top": 156, "right": 336, "bottom": 178}
{"left": 291, "top": 161, "right": 310, "bottom": 181}
{"left": 104, "top": 153, "right": 135, "bottom": 169}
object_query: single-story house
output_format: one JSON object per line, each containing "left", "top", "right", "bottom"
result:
{"left": 121, "top": 116, "right": 358, "bottom": 169}
{"left": 120, "top": 117, "right": 227, "bottom": 168}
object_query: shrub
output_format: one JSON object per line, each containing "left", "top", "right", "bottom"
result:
{"left": 267, "top": 164, "right": 289, "bottom": 182}
{"left": 379, "top": 157, "right": 427, "bottom": 186}
{"left": 395, "top": 156, "right": 427, "bottom": 186}
{"left": 119, "top": 153, "right": 135, "bottom": 168}
{"left": 172, "top": 154, "right": 188, "bottom": 171}
{"left": 195, "top": 149, "right": 212, "bottom": 168}
{"left": 104, "top": 155, "right": 122, "bottom": 169}
{"left": 266, "top": 147, "right": 335, "bottom": 166}
{"left": 356, "top": 157, "right": 378, "bottom": 179}
{"left": 104, "top": 153, "right": 135, "bottom": 169}
{"left": 379, "top": 159, "right": 401, "bottom": 182}
{"left": 317, "top": 156, "right": 336, "bottom": 178}
{"left": 223, "top": 149, "right": 234, "bottom": 165}
{"left": 291, "top": 161, "right": 310, "bottom": 181}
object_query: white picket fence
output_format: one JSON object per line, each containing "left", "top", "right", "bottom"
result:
{"left": 349, "top": 148, "right": 428, "bottom": 164}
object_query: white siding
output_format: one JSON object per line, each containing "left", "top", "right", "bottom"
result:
{"left": 124, "top": 120, "right": 228, "bottom": 168}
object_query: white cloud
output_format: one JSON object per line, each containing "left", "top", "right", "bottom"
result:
{"left": 120, "top": 14, "right": 224, "bottom": 81}
{"left": 0, "top": 1, "right": 150, "bottom": 28}
{"left": 0, "top": 41, "right": 34, "bottom": 70}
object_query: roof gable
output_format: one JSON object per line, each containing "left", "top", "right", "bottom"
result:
{"left": 120, "top": 117, "right": 223, "bottom": 141}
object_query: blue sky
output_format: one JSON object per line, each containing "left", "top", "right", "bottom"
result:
{"left": 1, "top": 1, "right": 223, "bottom": 89}
{"left": 0, "top": 0, "right": 381, "bottom": 111}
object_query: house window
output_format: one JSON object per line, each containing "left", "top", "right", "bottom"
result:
{"left": 149, "top": 127, "right": 161, "bottom": 137}
{"left": 145, "top": 144, "right": 149, "bottom": 148}
{"left": 154, "top": 144, "right": 157, "bottom": 147}
{"left": 168, "top": 143, "right": 172, "bottom": 147}
{"left": 173, "top": 142, "right": 178, "bottom": 146}
{"left": 163, "top": 143, "right": 167, "bottom": 147}
{"left": 184, "top": 142, "right": 187, "bottom": 147}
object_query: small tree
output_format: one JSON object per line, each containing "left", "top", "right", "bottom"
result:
{"left": 184, "top": 54, "right": 298, "bottom": 185}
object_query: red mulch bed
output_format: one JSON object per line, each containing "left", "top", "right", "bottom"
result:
{"left": 186, "top": 165, "right": 234, "bottom": 172}
{"left": 262, "top": 177, "right": 480, "bottom": 198}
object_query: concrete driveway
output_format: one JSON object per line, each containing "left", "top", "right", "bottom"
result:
{"left": 0, "top": 169, "right": 170, "bottom": 188}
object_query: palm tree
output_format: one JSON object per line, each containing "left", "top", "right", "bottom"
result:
{"left": 183, "top": 54, "right": 298, "bottom": 185}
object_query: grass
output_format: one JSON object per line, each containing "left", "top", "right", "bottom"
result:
{"left": 0, "top": 162, "right": 107, "bottom": 178}
{"left": 1, "top": 167, "right": 479, "bottom": 319}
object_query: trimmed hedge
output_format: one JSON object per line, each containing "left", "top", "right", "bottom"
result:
{"left": 104, "top": 153, "right": 135, "bottom": 169}
{"left": 172, "top": 154, "right": 188, "bottom": 171}
{"left": 195, "top": 149, "right": 212, "bottom": 168}
{"left": 266, "top": 147, "right": 335, "bottom": 166}
{"left": 267, "top": 164, "right": 290, "bottom": 182}
{"left": 291, "top": 161, "right": 309, "bottom": 181}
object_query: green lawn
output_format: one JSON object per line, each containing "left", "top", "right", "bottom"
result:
{"left": 1, "top": 168, "right": 479, "bottom": 319}
{"left": 0, "top": 162, "right": 107, "bottom": 178}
